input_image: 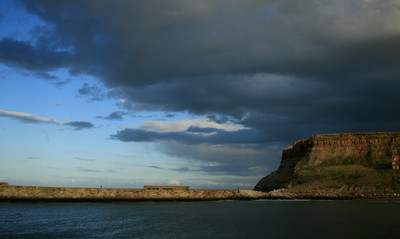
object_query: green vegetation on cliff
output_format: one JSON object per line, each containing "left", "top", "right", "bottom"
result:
{"left": 292, "top": 165, "right": 400, "bottom": 192}
{"left": 312, "top": 132, "right": 400, "bottom": 141}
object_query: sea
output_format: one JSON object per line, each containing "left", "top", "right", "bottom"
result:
{"left": 1, "top": 200, "right": 400, "bottom": 239}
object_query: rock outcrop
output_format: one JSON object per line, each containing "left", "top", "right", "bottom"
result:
{"left": 255, "top": 132, "right": 400, "bottom": 196}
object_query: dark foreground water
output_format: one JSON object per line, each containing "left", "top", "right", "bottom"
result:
{"left": 1, "top": 200, "right": 400, "bottom": 239}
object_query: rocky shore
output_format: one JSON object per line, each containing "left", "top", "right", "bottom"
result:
{"left": 266, "top": 188, "right": 400, "bottom": 200}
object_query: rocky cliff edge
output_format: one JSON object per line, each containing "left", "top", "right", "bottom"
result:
{"left": 255, "top": 132, "right": 400, "bottom": 198}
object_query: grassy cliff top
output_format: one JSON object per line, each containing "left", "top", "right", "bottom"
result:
{"left": 310, "top": 132, "right": 400, "bottom": 141}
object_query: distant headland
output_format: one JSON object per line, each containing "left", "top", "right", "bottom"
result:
{"left": 254, "top": 132, "right": 400, "bottom": 199}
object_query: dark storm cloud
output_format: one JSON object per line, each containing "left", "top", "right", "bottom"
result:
{"left": 165, "top": 113, "right": 176, "bottom": 118}
{"left": 149, "top": 163, "right": 267, "bottom": 177}
{"left": 186, "top": 126, "right": 223, "bottom": 134}
{"left": 0, "top": 37, "right": 72, "bottom": 71}
{"left": 1, "top": 0, "right": 400, "bottom": 170}
{"left": 170, "top": 167, "right": 191, "bottom": 172}
{"left": 157, "top": 141, "right": 281, "bottom": 176}
{"left": 77, "top": 83, "right": 109, "bottom": 102}
{"left": 35, "top": 71, "right": 60, "bottom": 81}
{"left": 65, "top": 121, "right": 94, "bottom": 130}
{"left": 97, "top": 111, "right": 126, "bottom": 120}
{"left": 111, "top": 127, "right": 263, "bottom": 145}
{"left": 168, "top": 164, "right": 263, "bottom": 176}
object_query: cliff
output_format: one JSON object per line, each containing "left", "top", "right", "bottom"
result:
{"left": 255, "top": 132, "right": 400, "bottom": 198}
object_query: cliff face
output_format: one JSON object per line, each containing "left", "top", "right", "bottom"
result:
{"left": 255, "top": 132, "right": 400, "bottom": 192}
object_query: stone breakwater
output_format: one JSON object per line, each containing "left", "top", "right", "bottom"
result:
{"left": 2, "top": 184, "right": 400, "bottom": 201}
{"left": 0, "top": 184, "right": 270, "bottom": 201}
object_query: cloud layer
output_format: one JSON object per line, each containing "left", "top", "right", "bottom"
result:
{"left": 0, "top": 109, "right": 62, "bottom": 125}
{"left": 64, "top": 121, "right": 94, "bottom": 130}
{"left": 1, "top": 0, "right": 400, "bottom": 178}
{"left": 111, "top": 119, "right": 261, "bottom": 144}
{"left": 112, "top": 119, "right": 281, "bottom": 176}
{"left": 1, "top": 1, "right": 397, "bottom": 139}
{"left": 0, "top": 109, "right": 94, "bottom": 130}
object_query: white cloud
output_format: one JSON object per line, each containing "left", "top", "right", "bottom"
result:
{"left": 131, "top": 118, "right": 248, "bottom": 133}
{"left": 0, "top": 109, "right": 93, "bottom": 130}
{"left": 0, "top": 109, "right": 63, "bottom": 125}
{"left": 167, "top": 179, "right": 181, "bottom": 185}
{"left": 205, "top": 181, "right": 223, "bottom": 186}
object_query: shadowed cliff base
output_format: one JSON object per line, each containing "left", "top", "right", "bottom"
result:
{"left": 255, "top": 132, "right": 400, "bottom": 199}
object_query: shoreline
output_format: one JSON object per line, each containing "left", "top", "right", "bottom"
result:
{"left": 2, "top": 184, "right": 400, "bottom": 202}
{"left": 0, "top": 184, "right": 269, "bottom": 202}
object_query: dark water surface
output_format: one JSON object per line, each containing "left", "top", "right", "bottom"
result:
{"left": 1, "top": 200, "right": 400, "bottom": 239}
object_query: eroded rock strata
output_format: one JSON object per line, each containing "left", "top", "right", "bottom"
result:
{"left": 255, "top": 132, "right": 400, "bottom": 199}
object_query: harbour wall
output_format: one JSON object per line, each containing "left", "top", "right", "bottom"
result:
{"left": 2, "top": 184, "right": 400, "bottom": 201}
{"left": 0, "top": 184, "right": 269, "bottom": 201}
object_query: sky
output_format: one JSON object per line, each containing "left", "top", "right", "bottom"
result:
{"left": 0, "top": 0, "right": 400, "bottom": 189}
